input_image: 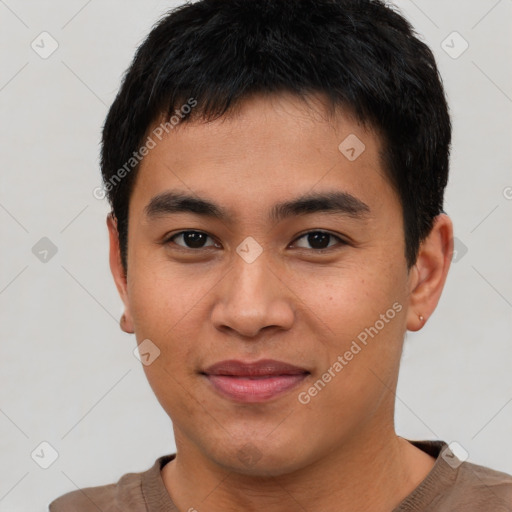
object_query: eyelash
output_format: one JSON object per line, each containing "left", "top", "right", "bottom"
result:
{"left": 163, "top": 230, "right": 347, "bottom": 252}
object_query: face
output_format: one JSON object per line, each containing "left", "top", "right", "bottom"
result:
{"left": 109, "top": 93, "right": 434, "bottom": 476}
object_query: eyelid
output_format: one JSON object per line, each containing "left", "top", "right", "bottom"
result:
{"left": 164, "top": 229, "right": 347, "bottom": 251}
{"left": 290, "top": 230, "right": 347, "bottom": 250}
{"left": 165, "top": 230, "right": 219, "bottom": 249}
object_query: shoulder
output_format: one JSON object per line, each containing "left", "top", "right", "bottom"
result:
{"left": 400, "top": 439, "right": 512, "bottom": 512}
{"left": 48, "top": 455, "right": 173, "bottom": 512}
{"left": 451, "top": 460, "right": 512, "bottom": 510}
{"left": 49, "top": 471, "right": 144, "bottom": 512}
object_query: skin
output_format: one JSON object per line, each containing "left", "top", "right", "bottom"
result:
{"left": 108, "top": 92, "right": 453, "bottom": 512}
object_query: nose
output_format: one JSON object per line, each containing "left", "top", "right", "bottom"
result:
{"left": 210, "top": 250, "right": 295, "bottom": 339}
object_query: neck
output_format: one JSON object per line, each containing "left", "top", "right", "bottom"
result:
{"left": 162, "top": 427, "right": 435, "bottom": 512}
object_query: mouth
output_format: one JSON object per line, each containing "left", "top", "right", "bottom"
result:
{"left": 201, "top": 359, "right": 310, "bottom": 403}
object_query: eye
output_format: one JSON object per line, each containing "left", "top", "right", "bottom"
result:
{"left": 165, "top": 230, "right": 346, "bottom": 252}
{"left": 166, "top": 230, "right": 220, "bottom": 249}
{"left": 291, "top": 230, "right": 345, "bottom": 251}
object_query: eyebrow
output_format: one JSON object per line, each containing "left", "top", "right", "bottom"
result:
{"left": 144, "top": 189, "right": 370, "bottom": 223}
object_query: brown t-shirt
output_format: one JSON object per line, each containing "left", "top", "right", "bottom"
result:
{"left": 49, "top": 440, "right": 512, "bottom": 511}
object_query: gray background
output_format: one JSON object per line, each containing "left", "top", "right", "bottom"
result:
{"left": 0, "top": 0, "right": 511, "bottom": 510}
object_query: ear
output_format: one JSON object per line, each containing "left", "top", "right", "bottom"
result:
{"left": 406, "top": 214, "right": 453, "bottom": 331}
{"left": 107, "top": 213, "right": 134, "bottom": 333}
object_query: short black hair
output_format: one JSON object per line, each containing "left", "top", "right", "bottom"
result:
{"left": 101, "top": 0, "right": 451, "bottom": 273}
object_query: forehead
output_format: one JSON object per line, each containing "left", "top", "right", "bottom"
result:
{"left": 130, "top": 92, "right": 396, "bottom": 221}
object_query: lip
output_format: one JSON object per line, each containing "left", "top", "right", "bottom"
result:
{"left": 202, "top": 359, "right": 310, "bottom": 403}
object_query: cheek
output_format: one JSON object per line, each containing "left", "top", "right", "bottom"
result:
{"left": 285, "top": 258, "right": 405, "bottom": 339}
{"left": 126, "top": 250, "right": 214, "bottom": 337}
{"left": 129, "top": 269, "right": 203, "bottom": 418}
{"left": 290, "top": 258, "right": 408, "bottom": 399}
{"left": 126, "top": 263, "right": 201, "bottom": 397}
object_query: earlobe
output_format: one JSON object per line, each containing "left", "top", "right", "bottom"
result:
{"left": 406, "top": 214, "right": 453, "bottom": 332}
{"left": 106, "top": 213, "right": 135, "bottom": 334}
{"left": 120, "top": 313, "right": 134, "bottom": 334}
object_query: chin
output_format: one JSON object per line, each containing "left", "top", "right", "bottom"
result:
{"left": 211, "top": 439, "right": 313, "bottom": 478}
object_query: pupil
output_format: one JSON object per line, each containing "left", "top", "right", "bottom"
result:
{"left": 308, "top": 232, "right": 330, "bottom": 249}
{"left": 181, "top": 232, "right": 331, "bottom": 249}
{"left": 185, "top": 232, "right": 206, "bottom": 248}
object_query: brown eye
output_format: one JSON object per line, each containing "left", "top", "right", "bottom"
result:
{"left": 292, "top": 231, "right": 344, "bottom": 250}
{"left": 168, "top": 231, "right": 218, "bottom": 249}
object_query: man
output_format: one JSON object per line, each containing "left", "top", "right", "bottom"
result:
{"left": 50, "top": 0, "right": 512, "bottom": 510}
